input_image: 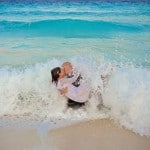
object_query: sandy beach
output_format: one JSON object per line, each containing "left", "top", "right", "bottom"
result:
{"left": 0, "top": 119, "right": 150, "bottom": 150}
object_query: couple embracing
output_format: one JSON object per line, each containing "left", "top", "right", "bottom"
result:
{"left": 51, "top": 62, "right": 104, "bottom": 109}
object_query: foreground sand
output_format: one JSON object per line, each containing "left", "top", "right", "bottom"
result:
{"left": 0, "top": 119, "right": 150, "bottom": 150}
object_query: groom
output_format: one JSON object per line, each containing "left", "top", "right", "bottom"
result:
{"left": 60, "top": 62, "right": 89, "bottom": 108}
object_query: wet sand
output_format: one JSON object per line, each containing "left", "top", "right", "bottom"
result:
{"left": 0, "top": 119, "right": 150, "bottom": 150}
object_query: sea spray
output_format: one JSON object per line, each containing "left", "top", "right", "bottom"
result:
{"left": 0, "top": 58, "right": 150, "bottom": 136}
{"left": 103, "top": 67, "right": 150, "bottom": 136}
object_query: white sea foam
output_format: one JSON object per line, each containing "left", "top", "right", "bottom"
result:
{"left": 0, "top": 57, "right": 150, "bottom": 136}
{"left": 103, "top": 67, "right": 150, "bottom": 136}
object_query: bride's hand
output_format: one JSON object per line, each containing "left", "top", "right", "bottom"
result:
{"left": 59, "top": 87, "right": 68, "bottom": 94}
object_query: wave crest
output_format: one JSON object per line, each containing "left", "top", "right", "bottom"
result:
{"left": 0, "top": 19, "right": 144, "bottom": 37}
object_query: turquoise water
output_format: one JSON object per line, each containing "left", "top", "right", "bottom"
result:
{"left": 0, "top": 1, "right": 150, "bottom": 136}
{"left": 0, "top": 1, "right": 149, "bottom": 66}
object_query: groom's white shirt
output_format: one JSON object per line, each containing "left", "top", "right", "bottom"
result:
{"left": 57, "top": 71, "right": 90, "bottom": 103}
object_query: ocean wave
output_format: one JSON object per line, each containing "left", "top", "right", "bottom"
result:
{"left": 0, "top": 1, "right": 149, "bottom": 28}
{"left": 0, "top": 58, "right": 150, "bottom": 136}
{"left": 0, "top": 19, "right": 147, "bottom": 38}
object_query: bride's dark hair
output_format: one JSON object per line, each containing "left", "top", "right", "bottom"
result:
{"left": 51, "top": 67, "right": 61, "bottom": 84}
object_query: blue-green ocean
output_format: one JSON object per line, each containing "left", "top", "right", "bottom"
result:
{"left": 0, "top": 0, "right": 150, "bottom": 136}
